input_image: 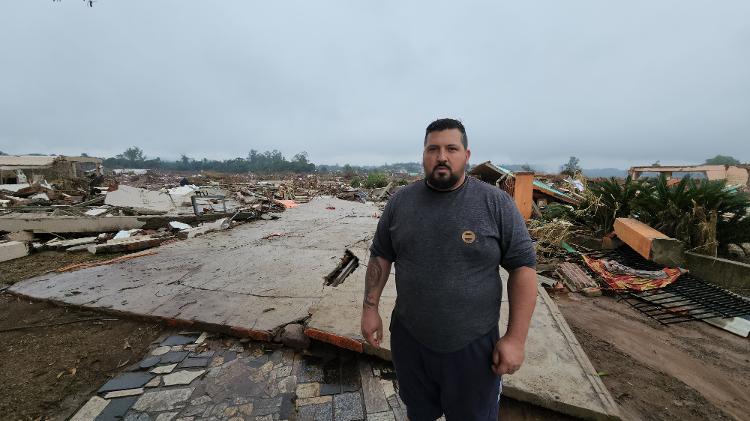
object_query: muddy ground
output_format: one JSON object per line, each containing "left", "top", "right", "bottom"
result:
{"left": 0, "top": 250, "right": 124, "bottom": 285}
{"left": 0, "top": 293, "right": 165, "bottom": 421}
{"left": 555, "top": 292, "right": 749, "bottom": 421}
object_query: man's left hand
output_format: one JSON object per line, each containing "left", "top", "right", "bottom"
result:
{"left": 492, "top": 335, "right": 525, "bottom": 376}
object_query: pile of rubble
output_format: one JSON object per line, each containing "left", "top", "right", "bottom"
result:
{"left": 0, "top": 169, "right": 412, "bottom": 264}
{"left": 105, "top": 170, "right": 402, "bottom": 206}
{"left": 0, "top": 174, "right": 290, "bottom": 263}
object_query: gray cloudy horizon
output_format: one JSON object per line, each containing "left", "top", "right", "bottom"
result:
{"left": 1, "top": 1, "right": 748, "bottom": 172}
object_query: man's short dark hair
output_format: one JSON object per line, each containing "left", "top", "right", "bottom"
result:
{"left": 424, "top": 118, "right": 468, "bottom": 149}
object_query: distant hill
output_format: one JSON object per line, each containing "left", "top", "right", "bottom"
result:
{"left": 581, "top": 168, "right": 628, "bottom": 178}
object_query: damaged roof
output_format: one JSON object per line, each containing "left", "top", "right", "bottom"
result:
{"left": 470, "top": 160, "right": 579, "bottom": 204}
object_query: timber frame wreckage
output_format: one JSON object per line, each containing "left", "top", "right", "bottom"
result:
{"left": 2, "top": 155, "right": 750, "bottom": 420}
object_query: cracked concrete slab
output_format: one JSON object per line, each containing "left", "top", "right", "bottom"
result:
{"left": 10, "top": 197, "right": 379, "bottom": 340}
{"left": 306, "top": 246, "right": 397, "bottom": 359}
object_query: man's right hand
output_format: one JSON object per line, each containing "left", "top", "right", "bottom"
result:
{"left": 361, "top": 307, "right": 383, "bottom": 348}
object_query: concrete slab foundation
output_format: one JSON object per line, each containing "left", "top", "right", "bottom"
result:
{"left": 500, "top": 274, "right": 621, "bottom": 420}
{"left": 9, "top": 197, "right": 619, "bottom": 420}
{"left": 9, "top": 198, "right": 377, "bottom": 339}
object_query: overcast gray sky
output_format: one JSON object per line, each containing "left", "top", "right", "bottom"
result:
{"left": 1, "top": 1, "right": 748, "bottom": 171}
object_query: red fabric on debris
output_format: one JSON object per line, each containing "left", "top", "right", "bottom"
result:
{"left": 582, "top": 255, "right": 683, "bottom": 292}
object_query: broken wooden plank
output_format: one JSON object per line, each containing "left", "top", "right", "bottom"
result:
{"left": 513, "top": 171, "right": 534, "bottom": 221}
{"left": 556, "top": 262, "right": 598, "bottom": 293}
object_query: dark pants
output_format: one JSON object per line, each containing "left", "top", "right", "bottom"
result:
{"left": 390, "top": 315, "right": 502, "bottom": 421}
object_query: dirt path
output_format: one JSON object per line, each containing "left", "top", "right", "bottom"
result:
{"left": 555, "top": 292, "right": 749, "bottom": 421}
{"left": 0, "top": 293, "right": 165, "bottom": 421}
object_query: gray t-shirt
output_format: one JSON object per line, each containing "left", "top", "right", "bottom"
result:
{"left": 370, "top": 176, "right": 536, "bottom": 353}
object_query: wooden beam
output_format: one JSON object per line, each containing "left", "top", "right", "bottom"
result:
{"left": 613, "top": 218, "right": 684, "bottom": 267}
{"left": 513, "top": 171, "right": 534, "bottom": 221}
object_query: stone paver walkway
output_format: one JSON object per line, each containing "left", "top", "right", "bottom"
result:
{"left": 71, "top": 332, "right": 409, "bottom": 421}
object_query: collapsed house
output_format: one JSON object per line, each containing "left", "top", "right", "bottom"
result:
{"left": 469, "top": 161, "right": 580, "bottom": 220}
{"left": 0, "top": 155, "right": 102, "bottom": 187}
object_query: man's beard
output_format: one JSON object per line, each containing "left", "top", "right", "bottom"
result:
{"left": 427, "top": 164, "right": 461, "bottom": 190}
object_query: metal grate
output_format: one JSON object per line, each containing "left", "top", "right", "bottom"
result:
{"left": 583, "top": 247, "right": 750, "bottom": 325}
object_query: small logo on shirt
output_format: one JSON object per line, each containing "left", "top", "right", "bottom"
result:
{"left": 461, "top": 230, "right": 476, "bottom": 244}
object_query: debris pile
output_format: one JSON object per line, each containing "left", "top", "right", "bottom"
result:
{"left": 470, "top": 161, "right": 582, "bottom": 208}
{"left": 465, "top": 159, "right": 750, "bottom": 338}
{"left": 0, "top": 171, "right": 292, "bottom": 261}
{"left": 0, "top": 168, "right": 414, "bottom": 264}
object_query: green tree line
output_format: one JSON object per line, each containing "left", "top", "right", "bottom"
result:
{"left": 102, "top": 147, "right": 315, "bottom": 173}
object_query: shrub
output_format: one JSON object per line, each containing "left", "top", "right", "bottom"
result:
{"left": 541, "top": 203, "right": 576, "bottom": 222}
{"left": 363, "top": 172, "right": 389, "bottom": 189}
{"left": 635, "top": 175, "right": 750, "bottom": 253}
{"left": 575, "top": 176, "right": 644, "bottom": 234}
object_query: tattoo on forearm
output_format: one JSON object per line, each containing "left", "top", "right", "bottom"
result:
{"left": 363, "top": 260, "right": 384, "bottom": 308}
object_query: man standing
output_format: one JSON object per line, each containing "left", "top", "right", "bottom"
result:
{"left": 361, "top": 118, "right": 537, "bottom": 421}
